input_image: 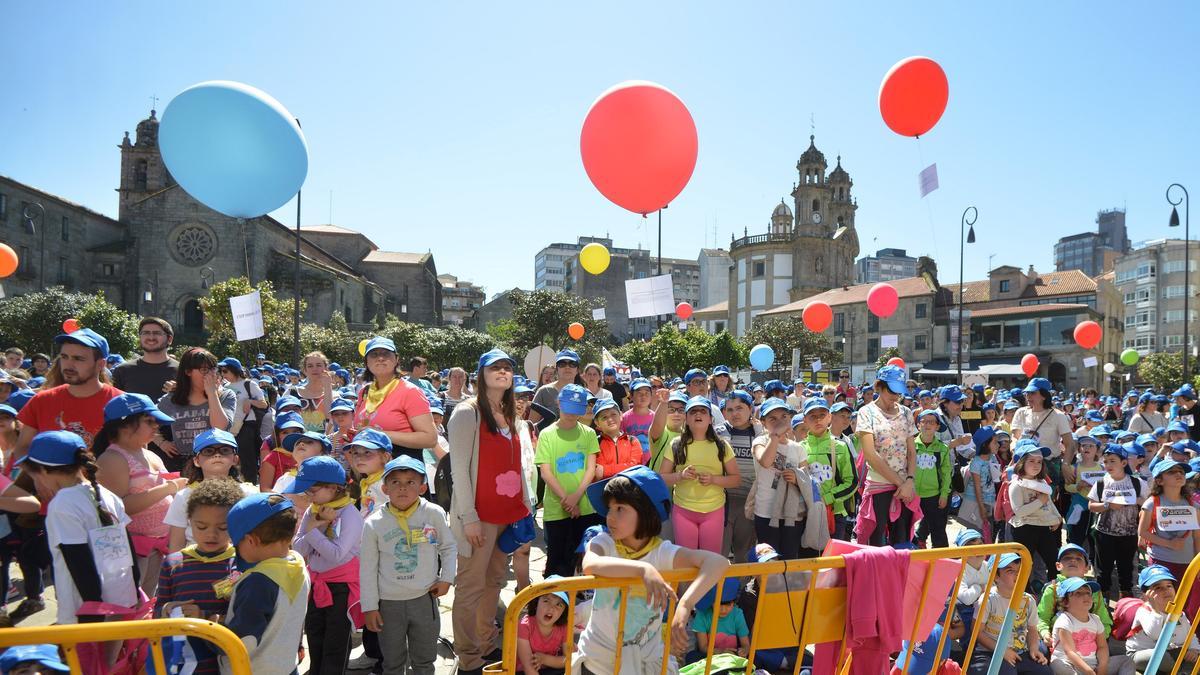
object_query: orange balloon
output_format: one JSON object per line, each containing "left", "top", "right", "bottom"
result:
{"left": 568, "top": 322, "right": 585, "bottom": 340}
{"left": 0, "top": 244, "right": 17, "bottom": 278}
{"left": 63, "top": 318, "right": 81, "bottom": 333}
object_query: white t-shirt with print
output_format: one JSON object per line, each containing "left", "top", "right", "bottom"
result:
{"left": 856, "top": 401, "right": 916, "bottom": 484}
{"left": 1127, "top": 605, "right": 1200, "bottom": 652}
{"left": 751, "top": 436, "right": 806, "bottom": 520}
{"left": 1051, "top": 612, "right": 1104, "bottom": 667}
{"left": 47, "top": 483, "right": 135, "bottom": 625}
{"left": 1011, "top": 407, "right": 1073, "bottom": 459}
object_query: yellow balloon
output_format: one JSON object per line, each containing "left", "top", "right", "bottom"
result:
{"left": 580, "top": 242, "right": 610, "bottom": 275}
{"left": 358, "top": 339, "right": 370, "bottom": 357}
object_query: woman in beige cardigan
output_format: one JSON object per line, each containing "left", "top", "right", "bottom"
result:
{"left": 448, "top": 348, "right": 537, "bottom": 675}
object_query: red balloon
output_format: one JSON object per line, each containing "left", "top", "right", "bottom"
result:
{"left": 580, "top": 81, "right": 698, "bottom": 215}
{"left": 62, "top": 318, "right": 81, "bottom": 333}
{"left": 675, "top": 302, "right": 693, "bottom": 320}
{"left": 879, "top": 57, "right": 949, "bottom": 138}
{"left": 1073, "top": 320, "right": 1102, "bottom": 350}
{"left": 867, "top": 283, "right": 899, "bottom": 318}
{"left": 0, "top": 244, "right": 17, "bottom": 278}
{"left": 802, "top": 301, "right": 833, "bottom": 332}
{"left": 887, "top": 357, "right": 906, "bottom": 370}
{"left": 1021, "top": 353, "right": 1039, "bottom": 378}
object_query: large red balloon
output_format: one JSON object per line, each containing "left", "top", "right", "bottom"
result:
{"left": 580, "top": 81, "right": 698, "bottom": 215}
{"left": 867, "top": 283, "right": 899, "bottom": 318}
{"left": 675, "top": 302, "right": 693, "bottom": 320}
{"left": 887, "top": 357, "right": 906, "bottom": 370}
{"left": 879, "top": 57, "right": 949, "bottom": 138}
{"left": 802, "top": 301, "right": 832, "bottom": 332}
{"left": 1021, "top": 353, "right": 1039, "bottom": 378}
{"left": 1073, "top": 321, "right": 1102, "bottom": 350}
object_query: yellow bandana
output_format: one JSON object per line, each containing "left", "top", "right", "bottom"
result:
{"left": 363, "top": 379, "right": 400, "bottom": 414}
{"left": 615, "top": 536, "right": 663, "bottom": 560}
{"left": 239, "top": 552, "right": 307, "bottom": 602}
{"left": 386, "top": 501, "right": 420, "bottom": 539}
{"left": 309, "top": 494, "right": 355, "bottom": 536}
{"left": 181, "top": 544, "right": 235, "bottom": 564}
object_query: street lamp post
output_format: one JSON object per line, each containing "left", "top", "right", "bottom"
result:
{"left": 1169, "top": 184, "right": 1190, "bottom": 380}
{"left": 143, "top": 270, "right": 158, "bottom": 313}
{"left": 957, "top": 206, "right": 978, "bottom": 382}
{"left": 200, "top": 266, "right": 215, "bottom": 290}
{"left": 21, "top": 203, "right": 46, "bottom": 291}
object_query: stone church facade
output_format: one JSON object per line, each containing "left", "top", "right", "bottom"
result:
{"left": 727, "top": 135, "right": 861, "bottom": 335}
{"left": 0, "top": 110, "right": 441, "bottom": 344}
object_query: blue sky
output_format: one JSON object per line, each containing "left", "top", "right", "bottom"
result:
{"left": 3, "top": 2, "right": 1198, "bottom": 300}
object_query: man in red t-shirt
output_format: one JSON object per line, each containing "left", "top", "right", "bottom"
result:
{"left": 16, "top": 328, "right": 123, "bottom": 454}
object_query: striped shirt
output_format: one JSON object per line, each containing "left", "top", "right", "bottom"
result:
{"left": 157, "top": 549, "right": 237, "bottom": 674}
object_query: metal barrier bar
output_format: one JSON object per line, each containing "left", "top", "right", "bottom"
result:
{"left": 0, "top": 618, "right": 251, "bottom": 674}
{"left": 495, "top": 544, "right": 1030, "bottom": 675}
{"left": 1146, "top": 553, "right": 1200, "bottom": 674}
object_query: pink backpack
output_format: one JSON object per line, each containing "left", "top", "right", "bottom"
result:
{"left": 1111, "top": 597, "right": 1146, "bottom": 640}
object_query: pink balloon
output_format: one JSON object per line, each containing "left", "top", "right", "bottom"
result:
{"left": 867, "top": 283, "right": 899, "bottom": 318}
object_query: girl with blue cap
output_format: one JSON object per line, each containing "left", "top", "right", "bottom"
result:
{"left": 1138, "top": 459, "right": 1200, "bottom": 620}
{"left": 659, "top": 397, "right": 740, "bottom": 554}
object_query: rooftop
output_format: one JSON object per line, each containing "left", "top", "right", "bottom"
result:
{"left": 949, "top": 269, "right": 1097, "bottom": 304}
{"left": 762, "top": 275, "right": 937, "bottom": 315}
{"left": 968, "top": 303, "right": 1094, "bottom": 319}
{"left": 362, "top": 250, "right": 431, "bottom": 265}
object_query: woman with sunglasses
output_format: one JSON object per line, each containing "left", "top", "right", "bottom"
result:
{"left": 529, "top": 349, "right": 585, "bottom": 425}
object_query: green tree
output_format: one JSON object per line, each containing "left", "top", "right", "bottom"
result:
{"left": 707, "top": 331, "right": 748, "bottom": 370}
{"left": 741, "top": 317, "right": 841, "bottom": 378}
{"left": 876, "top": 346, "right": 903, "bottom": 371}
{"left": 0, "top": 288, "right": 140, "bottom": 357}
{"left": 484, "top": 319, "right": 519, "bottom": 349}
{"left": 611, "top": 339, "right": 654, "bottom": 373}
{"left": 507, "top": 289, "right": 608, "bottom": 363}
{"left": 200, "top": 277, "right": 303, "bottom": 363}
{"left": 422, "top": 325, "right": 499, "bottom": 371}
{"left": 1138, "top": 351, "right": 1183, "bottom": 391}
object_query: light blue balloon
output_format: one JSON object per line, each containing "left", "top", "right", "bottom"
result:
{"left": 159, "top": 81, "right": 308, "bottom": 219}
{"left": 749, "top": 343, "right": 775, "bottom": 371}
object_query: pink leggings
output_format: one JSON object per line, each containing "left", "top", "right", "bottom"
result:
{"left": 671, "top": 505, "right": 725, "bottom": 553}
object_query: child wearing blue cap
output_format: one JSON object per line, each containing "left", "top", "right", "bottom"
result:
{"left": 516, "top": 576, "right": 570, "bottom": 675}
{"left": 576, "top": 466, "right": 729, "bottom": 675}
{"left": 591, "top": 399, "right": 642, "bottom": 481}
{"left": 1008, "top": 442, "right": 1063, "bottom": 594}
{"left": 1087, "top": 444, "right": 1147, "bottom": 600}
{"left": 258, "top": 411, "right": 307, "bottom": 492}
{"left": 288, "top": 455, "right": 364, "bottom": 674}
{"left": 536, "top": 384, "right": 602, "bottom": 578}
{"left": 347, "top": 428, "right": 394, "bottom": 517}
{"left": 647, "top": 389, "right": 687, "bottom": 472}
{"left": 1049, "top": 577, "right": 1130, "bottom": 674}
{"left": 1138, "top": 459, "right": 1200, "bottom": 620}
{"left": 691, "top": 577, "right": 750, "bottom": 659}
{"left": 0, "top": 644, "right": 69, "bottom": 674}
{"left": 94, "top": 393, "right": 190, "bottom": 596}
{"left": 1035, "top": 544, "right": 1112, "bottom": 646}
{"left": 660, "top": 397, "right": 740, "bottom": 554}
{"left": 968, "top": 552, "right": 1049, "bottom": 673}
{"left": 360, "top": 455, "right": 456, "bottom": 675}
{"left": 22, "top": 431, "right": 139, "bottom": 626}
{"left": 912, "top": 410, "right": 952, "bottom": 549}
{"left": 800, "top": 398, "right": 857, "bottom": 543}
{"left": 164, "top": 429, "right": 257, "bottom": 552}
{"left": 327, "top": 397, "right": 358, "bottom": 470}
{"left": 156, "top": 479, "right": 243, "bottom": 675}
{"left": 621, "top": 379, "right": 656, "bottom": 458}
{"left": 1065, "top": 435, "right": 1103, "bottom": 551}
{"left": 1126, "top": 566, "right": 1200, "bottom": 671}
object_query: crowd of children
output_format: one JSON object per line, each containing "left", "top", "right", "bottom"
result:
{"left": 5, "top": 332, "right": 1200, "bottom": 675}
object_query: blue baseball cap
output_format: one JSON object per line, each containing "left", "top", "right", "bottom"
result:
{"left": 763, "top": 379, "right": 786, "bottom": 394}
{"left": 249, "top": 368, "right": 261, "bottom": 379}
{"left": 1102, "top": 443, "right": 1127, "bottom": 459}
{"left": 282, "top": 430, "right": 333, "bottom": 453}
{"left": 1003, "top": 400, "right": 1020, "bottom": 411}
{"left": 478, "top": 348, "right": 516, "bottom": 372}
{"left": 875, "top": 365, "right": 907, "bottom": 395}
{"left": 256, "top": 353, "right": 266, "bottom": 359}
{"left": 274, "top": 411, "right": 306, "bottom": 432}
{"left": 685, "top": 396, "right": 712, "bottom": 414}
{"left": 1139, "top": 564, "right": 1177, "bottom": 589}
{"left": 1169, "top": 421, "right": 1189, "bottom": 434}
{"left": 1058, "top": 543, "right": 1088, "bottom": 561}
{"left": 103, "top": 392, "right": 174, "bottom": 425}
{"left": 283, "top": 456, "right": 346, "bottom": 493}
{"left": 537, "top": 574, "right": 571, "bottom": 605}
{"left": 576, "top": 524, "right": 607, "bottom": 554}
{"left": 348, "top": 428, "right": 393, "bottom": 453}
{"left": 1084, "top": 410, "right": 1103, "bottom": 422}
{"left": 629, "top": 377, "right": 652, "bottom": 392}
{"left": 0, "top": 404, "right": 17, "bottom": 418}
{"left": 1139, "top": 392, "right": 1155, "bottom": 404}
{"left": 758, "top": 398, "right": 792, "bottom": 418}
{"left": 383, "top": 455, "right": 427, "bottom": 479}
{"left": 193, "top": 428, "right": 238, "bottom": 453}
{"left": 0, "top": 644, "right": 69, "bottom": 673}
{"left": 6, "top": 389, "right": 33, "bottom": 412}
{"left": 54, "top": 327, "right": 109, "bottom": 359}
{"left": 329, "top": 398, "right": 355, "bottom": 413}
{"left": 514, "top": 383, "right": 535, "bottom": 395}
{"left": 559, "top": 384, "right": 589, "bottom": 415}
{"left": 336, "top": 369, "right": 350, "bottom": 382}
{"left": 228, "top": 493, "right": 295, "bottom": 546}
{"left": 1114, "top": 430, "right": 1137, "bottom": 444}
{"left": 668, "top": 390, "right": 689, "bottom": 406}
{"left": 1188, "top": 458, "right": 1200, "bottom": 480}
{"left": 725, "top": 390, "right": 753, "bottom": 408}
{"left": 1173, "top": 384, "right": 1197, "bottom": 400}
{"left": 591, "top": 398, "right": 620, "bottom": 418}
{"left": 364, "top": 336, "right": 397, "bottom": 355}
{"left": 1013, "top": 439, "right": 1050, "bottom": 460}
{"left": 994, "top": 552, "right": 1022, "bottom": 571}
{"left": 683, "top": 368, "right": 708, "bottom": 384}
{"left": 1057, "top": 577, "right": 1100, "bottom": 598}
{"left": 106, "top": 354, "right": 124, "bottom": 365}
{"left": 587, "top": 465, "right": 672, "bottom": 522}
{"left": 1092, "top": 424, "right": 1113, "bottom": 437}
{"left": 275, "top": 395, "right": 302, "bottom": 411}
{"left": 17, "top": 430, "right": 86, "bottom": 467}
{"left": 954, "top": 529, "right": 983, "bottom": 547}
{"left": 1138, "top": 434, "right": 1159, "bottom": 448}
{"left": 1152, "top": 459, "right": 1189, "bottom": 479}
{"left": 972, "top": 425, "right": 996, "bottom": 449}
{"left": 747, "top": 382, "right": 763, "bottom": 393}
{"left": 696, "top": 577, "right": 742, "bottom": 611}
{"left": 830, "top": 402, "right": 852, "bottom": 414}
{"left": 939, "top": 385, "right": 967, "bottom": 403}
{"left": 713, "top": 365, "right": 731, "bottom": 376}
{"left": 917, "top": 389, "right": 933, "bottom": 399}
{"left": 789, "top": 413, "right": 806, "bottom": 429}
{"left": 1023, "top": 377, "right": 1052, "bottom": 394}
{"left": 1155, "top": 426, "right": 1168, "bottom": 438}
{"left": 1075, "top": 433, "right": 1097, "bottom": 447}
{"left": 1125, "top": 441, "right": 1146, "bottom": 458}
{"left": 217, "top": 357, "right": 243, "bottom": 371}
{"left": 555, "top": 349, "right": 580, "bottom": 365}
{"left": 802, "top": 398, "right": 830, "bottom": 415}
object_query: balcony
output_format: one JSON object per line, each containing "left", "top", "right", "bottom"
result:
{"left": 730, "top": 231, "right": 795, "bottom": 251}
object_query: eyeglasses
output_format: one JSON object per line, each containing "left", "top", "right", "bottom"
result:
{"left": 199, "top": 446, "right": 236, "bottom": 457}
{"left": 667, "top": 405, "right": 686, "bottom": 413}
{"left": 487, "top": 364, "right": 513, "bottom": 373}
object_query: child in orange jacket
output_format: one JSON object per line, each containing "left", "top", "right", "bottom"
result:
{"left": 592, "top": 399, "right": 644, "bottom": 480}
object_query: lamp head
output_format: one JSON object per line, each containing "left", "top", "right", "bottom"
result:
{"left": 1171, "top": 206, "right": 1181, "bottom": 228}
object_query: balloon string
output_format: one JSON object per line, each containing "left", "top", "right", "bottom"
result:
{"left": 914, "top": 136, "right": 942, "bottom": 266}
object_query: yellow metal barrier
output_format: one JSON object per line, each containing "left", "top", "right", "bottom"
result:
{"left": 0, "top": 618, "right": 251, "bottom": 674}
{"left": 1143, "top": 554, "right": 1200, "bottom": 675}
{"left": 486, "top": 543, "right": 1031, "bottom": 675}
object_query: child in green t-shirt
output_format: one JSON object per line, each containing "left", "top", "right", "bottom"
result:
{"left": 1036, "top": 543, "right": 1113, "bottom": 646}
{"left": 535, "top": 384, "right": 601, "bottom": 578}
{"left": 798, "top": 398, "right": 857, "bottom": 538}
{"left": 913, "top": 409, "right": 952, "bottom": 548}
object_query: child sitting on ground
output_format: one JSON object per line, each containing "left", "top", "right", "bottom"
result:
{"left": 517, "top": 577, "right": 570, "bottom": 675}
{"left": 1050, "top": 577, "right": 1134, "bottom": 675}
{"left": 0, "top": 644, "right": 70, "bottom": 674}
{"left": 690, "top": 577, "right": 750, "bottom": 660}
{"left": 1036, "top": 544, "right": 1112, "bottom": 645}
{"left": 968, "top": 552, "right": 1049, "bottom": 675}
{"left": 1126, "top": 565, "right": 1200, "bottom": 673}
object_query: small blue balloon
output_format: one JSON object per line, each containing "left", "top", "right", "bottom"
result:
{"left": 749, "top": 343, "right": 775, "bottom": 371}
{"left": 159, "top": 81, "right": 308, "bottom": 219}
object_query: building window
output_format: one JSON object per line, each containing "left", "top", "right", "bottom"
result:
{"left": 57, "top": 257, "right": 68, "bottom": 285}
{"left": 1138, "top": 263, "right": 1156, "bottom": 280}
{"left": 134, "top": 159, "right": 148, "bottom": 191}
{"left": 0, "top": 194, "right": 6, "bottom": 222}
{"left": 867, "top": 314, "right": 878, "bottom": 333}
{"left": 61, "top": 216, "right": 69, "bottom": 242}
{"left": 1125, "top": 310, "right": 1156, "bottom": 328}
{"left": 102, "top": 263, "right": 115, "bottom": 277}
{"left": 833, "top": 313, "right": 845, "bottom": 336}
{"left": 753, "top": 261, "right": 765, "bottom": 278}
{"left": 999, "top": 280, "right": 1010, "bottom": 293}
{"left": 914, "top": 303, "right": 927, "bottom": 319}
{"left": 1038, "top": 315, "right": 1077, "bottom": 345}
{"left": 1164, "top": 285, "right": 1187, "bottom": 299}
{"left": 811, "top": 199, "right": 820, "bottom": 213}
{"left": 867, "top": 337, "right": 879, "bottom": 362}
{"left": 973, "top": 321, "right": 1002, "bottom": 350}
{"left": 915, "top": 334, "right": 927, "bottom": 351}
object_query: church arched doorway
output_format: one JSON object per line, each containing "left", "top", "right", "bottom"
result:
{"left": 183, "top": 299, "right": 204, "bottom": 335}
